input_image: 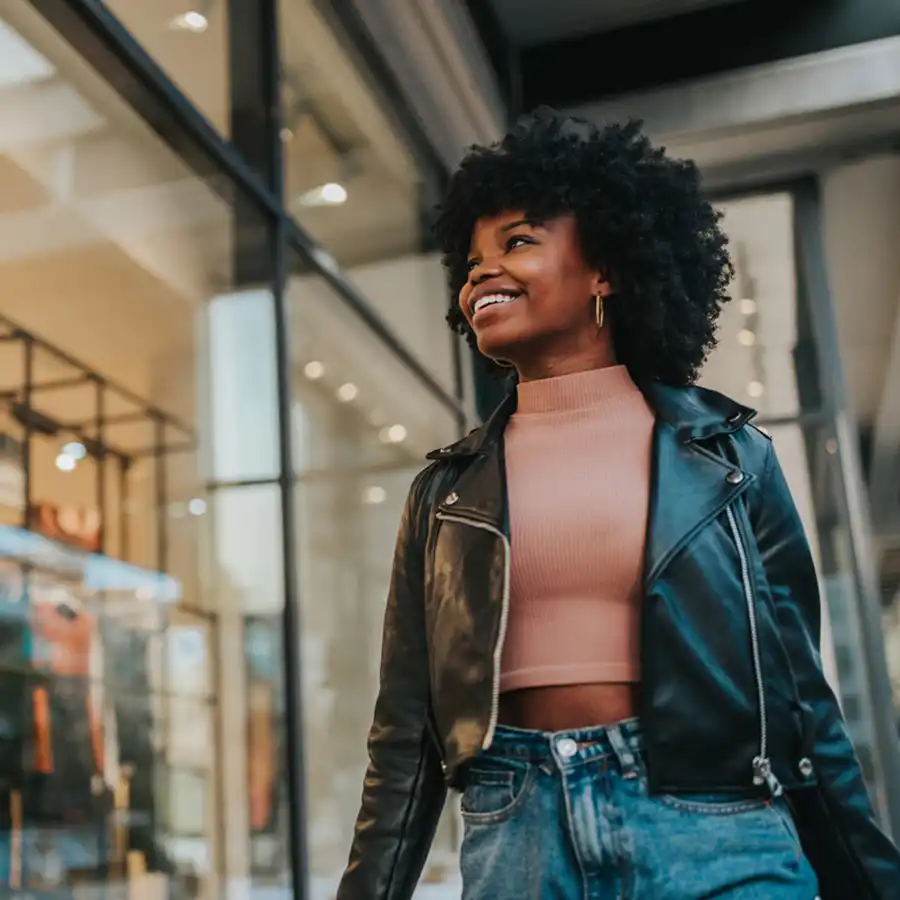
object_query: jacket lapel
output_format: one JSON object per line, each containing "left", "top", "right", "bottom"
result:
{"left": 643, "top": 418, "right": 753, "bottom": 589}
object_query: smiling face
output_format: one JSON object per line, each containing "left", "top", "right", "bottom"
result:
{"left": 459, "top": 211, "right": 614, "bottom": 380}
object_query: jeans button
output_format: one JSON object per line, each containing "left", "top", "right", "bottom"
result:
{"left": 556, "top": 738, "right": 578, "bottom": 759}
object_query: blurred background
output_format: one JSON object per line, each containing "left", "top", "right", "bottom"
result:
{"left": 0, "top": 0, "right": 896, "bottom": 897}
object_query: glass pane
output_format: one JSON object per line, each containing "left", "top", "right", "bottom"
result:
{"left": 289, "top": 250, "right": 461, "bottom": 892}
{"left": 278, "top": 1, "right": 424, "bottom": 266}
{"left": 0, "top": 6, "right": 276, "bottom": 897}
{"left": 702, "top": 193, "right": 806, "bottom": 420}
{"left": 99, "top": 0, "right": 230, "bottom": 136}
{"left": 768, "top": 422, "right": 881, "bottom": 796}
{"left": 278, "top": 3, "right": 461, "bottom": 397}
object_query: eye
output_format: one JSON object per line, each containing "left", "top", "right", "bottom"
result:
{"left": 506, "top": 234, "right": 533, "bottom": 251}
{"left": 466, "top": 258, "right": 479, "bottom": 272}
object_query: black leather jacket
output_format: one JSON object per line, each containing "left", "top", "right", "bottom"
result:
{"left": 338, "top": 381, "right": 900, "bottom": 900}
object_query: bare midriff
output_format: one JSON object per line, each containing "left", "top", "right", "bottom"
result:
{"left": 498, "top": 682, "right": 641, "bottom": 733}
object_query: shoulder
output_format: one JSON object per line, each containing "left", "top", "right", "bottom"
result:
{"left": 405, "top": 456, "right": 470, "bottom": 529}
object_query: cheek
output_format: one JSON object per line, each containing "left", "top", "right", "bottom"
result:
{"left": 457, "top": 287, "right": 472, "bottom": 323}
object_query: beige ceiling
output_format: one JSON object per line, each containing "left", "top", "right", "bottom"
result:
{"left": 0, "top": 1, "right": 450, "bottom": 469}
{"left": 104, "top": 0, "right": 424, "bottom": 266}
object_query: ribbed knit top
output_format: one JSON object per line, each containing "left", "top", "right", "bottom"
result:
{"left": 499, "top": 365, "right": 655, "bottom": 691}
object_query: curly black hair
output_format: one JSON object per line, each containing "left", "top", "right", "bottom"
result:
{"left": 434, "top": 109, "right": 733, "bottom": 386}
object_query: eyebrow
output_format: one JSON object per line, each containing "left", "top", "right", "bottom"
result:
{"left": 500, "top": 218, "right": 537, "bottom": 232}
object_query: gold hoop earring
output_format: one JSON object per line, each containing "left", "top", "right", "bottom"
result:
{"left": 594, "top": 294, "right": 605, "bottom": 331}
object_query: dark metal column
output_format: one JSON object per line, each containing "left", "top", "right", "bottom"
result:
{"left": 793, "top": 178, "right": 900, "bottom": 837}
{"left": 227, "top": 1, "right": 309, "bottom": 897}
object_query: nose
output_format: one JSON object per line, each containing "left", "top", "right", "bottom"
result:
{"left": 470, "top": 256, "right": 503, "bottom": 285}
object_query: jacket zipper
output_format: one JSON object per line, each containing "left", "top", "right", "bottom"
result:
{"left": 725, "top": 503, "right": 783, "bottom": 797}
{"left": 435, "top": 511, "right": 511, "bottom": 751}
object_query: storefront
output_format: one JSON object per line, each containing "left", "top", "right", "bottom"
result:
{"left": 0, "top": 0, "right": 469, "bottom": 897}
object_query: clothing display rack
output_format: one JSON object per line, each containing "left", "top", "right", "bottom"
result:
{"left": 0, "top": 311, "right": 195, "bottom": 568}
{"left": 0, "top": 314, "right": 195, "bottom": 897}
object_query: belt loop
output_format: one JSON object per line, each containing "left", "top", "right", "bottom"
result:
{"left": 606, "top": 724, "right": 638, "bottom": 776}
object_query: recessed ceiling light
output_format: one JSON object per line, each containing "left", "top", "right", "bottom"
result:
{"left": 188, "top": 498, "right": 207, "bottom": 516}
{"left": 363, "top": 486, "right": 387, "bottom": 505}
{"left": 168, "top": 11, "right": 209, "bottom": 33}
{"left": 296, "top": 182, "right": 348, "bottom": 208}
{"left": 337, "top": 382, "right": 358, "bottom": 403}
{"left": 304, "top": 360, "right": 324, "bottom": 380}
{"left": 55, "top": 452, "right": 76, "bottom": 472}
{"left": 379, "top": 424, "right": 407, "bottom": 445}
{"left": 737, "top": 329, "right": 756, "bottom": 347}
{"left": 739, "top": 298, "right": 757, "bottom": 316}
{"left": 747, "top": 380, "right": 764, "bottom": 398}
{"left": 62, "top": 441, "right": 86, "bottom": 460}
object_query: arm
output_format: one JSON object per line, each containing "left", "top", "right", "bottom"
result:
{"left": 753, "top": 439, "right": 900, "bottom": 895}
{"left": 337, "top": 469, "right": 447, "bottom": 900}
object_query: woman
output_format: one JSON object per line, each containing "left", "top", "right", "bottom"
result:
{"left": 338, "top": 110, "right": 900, "bottom": 899}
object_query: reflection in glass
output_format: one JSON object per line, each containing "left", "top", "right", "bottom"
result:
{"left": 0, "top": 4, "right": 272, "bottom": 896}
{"left": 704, "top": 194, "right": 804, "bottom": 419}
{"left": 100, "top": 0, "right": 230, "bottom": 135}
{"left": 289, "top": 259, "right": 461, "bottom": 892}
{"left": 278, "top": 0, "right": 424, "bottom": 267}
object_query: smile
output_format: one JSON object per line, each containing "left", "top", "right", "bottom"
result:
{"left": 472, "top": 291, "right": 521, "bottom": 315}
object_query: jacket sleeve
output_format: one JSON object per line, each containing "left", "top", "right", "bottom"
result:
{"left": 337, "top": 468, "right": 447, "bottom": 900}
{"left": 753, "top": 438, "right": 900, "bottom": 896}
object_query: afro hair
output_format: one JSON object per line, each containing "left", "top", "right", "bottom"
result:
{"left": 434, "top": 108, "right": 733, "bottom": 386}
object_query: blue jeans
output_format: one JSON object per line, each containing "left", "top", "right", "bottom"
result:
{"left": 459, "top": 719, "right": 820, "bottom": 899}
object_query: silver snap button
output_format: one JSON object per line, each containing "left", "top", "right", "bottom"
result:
{"left": 556, "top": 738, "right": 578, "bottom": 759}
{"left": 444, "top": 492, "right": 459, "bottom": 506}
{"left": 726, "top": 471, "right": 744, "bottom": 485}
{"left": 440, "top": 447, "right": 451, "bottom": 454}
{"left": 798, "top": 757, "right": 814, "bottom": 778}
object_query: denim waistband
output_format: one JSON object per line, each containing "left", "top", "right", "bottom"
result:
{"left": 485, "top": 717, "right": 643, "bottom": 774}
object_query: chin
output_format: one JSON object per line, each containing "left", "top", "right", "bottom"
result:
{"left": 476, "top": 328, "right": 532, "bottom": 368}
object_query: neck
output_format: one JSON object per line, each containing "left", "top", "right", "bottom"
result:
{"left": 515, "top": 336, "right": 617, "bottom": 383}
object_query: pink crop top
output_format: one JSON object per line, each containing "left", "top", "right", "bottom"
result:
{"left": 499, "top": 365, "right": 655, "bottom": 692}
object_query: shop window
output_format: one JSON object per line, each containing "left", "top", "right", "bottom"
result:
{"left": 0, "top": 5, "right": 283, "bottom": 897}
{"left": 278, "top": 1, "right": 426, "bottom": 269}
{"left": 288, "top": 259, "right": 460, "bottom": 893}
{"left": 99, "top": 0, "right": 230, "bottom": 136}
{"left": 702, "top": 193, "right": 806, "bottom": 420}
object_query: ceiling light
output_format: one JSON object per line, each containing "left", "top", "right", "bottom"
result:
{"left": 62, "top": 441, "right": 86, "bottom": 460}
{"left": 55, "top": 452, "right": 76, "bottom": 472}
{"left": 188, "top": 498, "right": 207, "bottom": 516}
{"left": 168, "top": 11, "right": 209, "bottom": 32}
{"left": 737, "top": 329, "right": 756, "bottom": 347}
{"left": 296, "top": 182, "right": 348, "bottom": 208}
{"left": 337, "top": 382, "right": 358, "bottom": 403}
{"left": 747, "top": 380, "right": 764, "bottom": 398}
{"left": 304, "top": 360, "right": 324, "bottom": 380}
{"left": 379, "top": 424, "right": 407, "bottom": 445}
{"left": 739, "top": 298, "right": 757, "bottom": 316}
{"left": 363, "top": 486, "right": 387, "bottom": 505}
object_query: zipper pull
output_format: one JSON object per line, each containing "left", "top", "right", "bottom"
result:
{"left": 752, "top": 756, "right": 783, "bottom": 798}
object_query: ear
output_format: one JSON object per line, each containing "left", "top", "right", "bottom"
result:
{"left": 590, "top": 274, "right": 612, "bottom": 297}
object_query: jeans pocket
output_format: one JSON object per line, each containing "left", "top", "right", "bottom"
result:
{"left": 461, "top": 760, "right": 534, "bottom": 824}
{"left": 657, "top": 792, "right": 771, "bottom": 815}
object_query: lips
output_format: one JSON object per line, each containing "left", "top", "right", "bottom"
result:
{"left": 470, "top": 289, "right": 522, "bottom": 317}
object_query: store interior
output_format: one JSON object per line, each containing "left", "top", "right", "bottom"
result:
{"left": 105, "top": 0, "right": 427, "bottom": 267}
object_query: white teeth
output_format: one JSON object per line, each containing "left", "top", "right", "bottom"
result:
{"left": 473, "top": 293, "right": 518, "bottom": 313}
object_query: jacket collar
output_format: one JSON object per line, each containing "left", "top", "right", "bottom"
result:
{"left": 426, "top": 378, "right": 757, "bottom": 461}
